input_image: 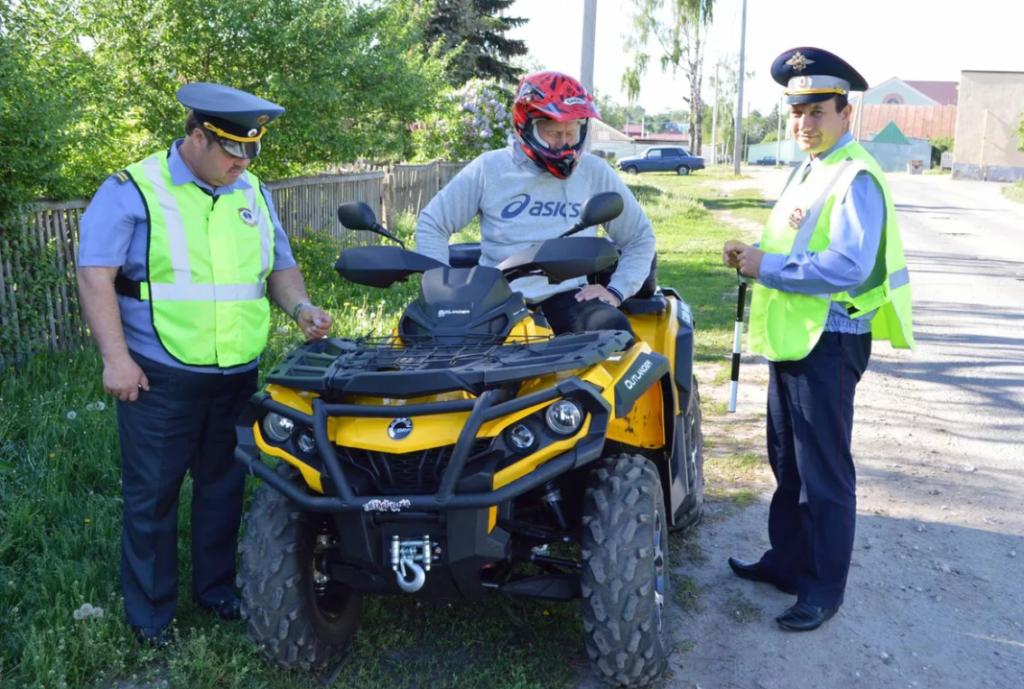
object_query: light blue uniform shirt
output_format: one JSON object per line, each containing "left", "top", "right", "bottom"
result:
{"left": 78, "top": 140, "right": 297, "bottom": 374}
{"left": 758, "top": 132, "right": 884, "bottom": 334}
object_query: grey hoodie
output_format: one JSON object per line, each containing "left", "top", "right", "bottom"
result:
{"left": 415, "top": 144, "right": 656, "bottom": 304}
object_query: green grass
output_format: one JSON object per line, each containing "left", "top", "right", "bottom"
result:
{"left": 1002, "top": 181, "right": 1024, "bottom": 204}
{"left": 0, "top": 173, "right": 763, "bottom": 688}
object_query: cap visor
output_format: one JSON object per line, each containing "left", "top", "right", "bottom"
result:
{"left": 218, "top": 138, "right": 261, "bottom": 159}
{"left": 785, "top": 93, "right": 842, "bottom": 105}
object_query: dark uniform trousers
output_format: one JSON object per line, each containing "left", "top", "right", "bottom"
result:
{"left": 117, "top": 352, "right": 258, "bottom": 630}
{"left": 760, "top": 331, "right": 872, "bottom": 609}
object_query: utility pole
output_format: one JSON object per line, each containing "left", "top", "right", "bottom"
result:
{"left": 775, "top": 95, "right": 783, "bottom": 166}
{"left": 711, "top": 61, "right": 720, "bottom": 165}
{"left": 732, "top": 0, "right": 748, "bottom": 175}
{"left": 581, "top": 0, "right": 597, "bottom": 150}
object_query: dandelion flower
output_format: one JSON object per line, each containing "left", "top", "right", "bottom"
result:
{"left": 95, "top": 402, "right": 105, "bottom": 411}
{"left": 92, "top": 607, "right": 104, "bottom": 618}
{"left": 73, "top": 609, "right": 84, "bottom": 621}
{"left": 80, "top": 603, "right": 93, "bottom": 616}
{"left": 86, "top": 403, "right": 96, "bottom": 412}
{"left": 67, "top": 411, "right": 77, "bottom": 420}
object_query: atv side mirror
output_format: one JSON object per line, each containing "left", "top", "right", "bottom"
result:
{"left": 337, "top": 202, "right": 377, "bottom": 231}
{"left": 560, "top": 192, "right": 624, "bottom": 238}
{"left": 337, "top": 202, "right": 405, "bottom": 249}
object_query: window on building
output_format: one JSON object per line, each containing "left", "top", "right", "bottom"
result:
{"left": 883, "top": 94, "right": 905, "bottom": 105}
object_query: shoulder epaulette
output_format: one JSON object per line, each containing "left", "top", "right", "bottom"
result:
{"left": 111, "top": 170, "right": 131, "bottom": 185}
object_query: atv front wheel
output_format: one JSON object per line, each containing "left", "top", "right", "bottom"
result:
{"left": 237, "top": 463, "right": 362, "bottom": 671}
{"left": 581, "top": 454, "right": 671, "bottom": 687}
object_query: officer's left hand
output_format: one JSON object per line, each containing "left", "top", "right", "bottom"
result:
{"left": 296, "top": 304, "right": 333, "bottom": 340}
{"left": 575, "top": 284, "right": 621, "bottom": 307}
{"left": 730, "top": 243, "right": 765, "bottom": 279}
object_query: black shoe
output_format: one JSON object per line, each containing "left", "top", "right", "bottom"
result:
{"left": 775, "top": 602, "right": 838, "bottom": 631}
{"left": 727, "top": 557, "right": 798, "bottom": 595}
{"left": 133, "top": 624, "right": 174, "bottom": 648}
{"left": 200, "top": 598, "right": 241, "bottom": 621}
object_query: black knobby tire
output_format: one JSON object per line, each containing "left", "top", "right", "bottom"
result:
{"left": 581, "top": 454, "right": 671, "bottom": 687}
{"left": 625, "top": 166, "right": 639, "bottom": 175}
{"left": 676, "top": 165, "right": 690, "bottom": 176}
{"left": 672, "top": 378, "right": 705, "bottom": 531}
{"left": 237, "top": 463, "right": 362, "bottom": 671}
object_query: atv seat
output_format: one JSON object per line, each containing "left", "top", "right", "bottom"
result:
{"left": 448, "top": 242, "right": 668, "bottom": 315}
{"left": 449, "top": 243, "right": 482, "bottom": 268}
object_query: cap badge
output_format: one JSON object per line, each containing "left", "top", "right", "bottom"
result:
{"left": 789, "top": 208, "right": 805, "bottom": 229}
{"left": 239, "top": 208, "right": 257, "bottom": 226}
{"left": 247, "top": 128, "right": 259, "bottom": 137}
{"left": 256, "top": 114, "right": 270, "bottom": 126}
{"left": 786, "top": 52, "right": 815, "bottom": 72}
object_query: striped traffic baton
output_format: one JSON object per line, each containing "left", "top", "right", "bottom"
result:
{"left": 728, "top": 271, "right": 748, "bottom": 413}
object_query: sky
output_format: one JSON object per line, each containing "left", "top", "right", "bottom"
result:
{"left": 506, "top": 0, "right": 1024, "bottom": 117}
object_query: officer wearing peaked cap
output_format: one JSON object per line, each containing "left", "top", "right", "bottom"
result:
{"left": 77, "top": 83, "right": 332, "bottom": 645}
{"left": 723, "top": 48, "right": 915, "bottom": 632}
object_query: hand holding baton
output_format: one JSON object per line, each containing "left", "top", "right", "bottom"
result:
{"left": 728, "top": 268, "right": 748, "bottom": 413}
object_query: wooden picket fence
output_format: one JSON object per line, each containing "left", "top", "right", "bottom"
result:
{"left": 0, "top": 160, "right": 468, "bottom": 364}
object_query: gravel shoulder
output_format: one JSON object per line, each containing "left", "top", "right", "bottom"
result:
{"left": 647, "top": 168, "right": 1024, "bottom": 689}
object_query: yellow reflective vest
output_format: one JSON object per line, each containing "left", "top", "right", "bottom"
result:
{"left": 125, "top": 153, "right": 275, "bottom": 367}
{"left": 747, "top": 140, "right": 915, "bottom": 362}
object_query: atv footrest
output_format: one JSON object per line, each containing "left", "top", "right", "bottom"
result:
{"left": 493, "top": 574, "right": 581, "bottom": 602}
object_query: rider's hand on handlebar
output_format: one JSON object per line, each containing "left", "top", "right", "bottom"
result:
{"left": 575, "top": 284, "right": 621, "bottom": 308}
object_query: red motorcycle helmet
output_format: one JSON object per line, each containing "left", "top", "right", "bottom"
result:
{"left": 512, "top": 72, "right": 601, "bottom": 179}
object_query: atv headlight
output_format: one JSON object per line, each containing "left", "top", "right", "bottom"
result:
{"left": 505, "top": 422, "right": 537, "bottom": 452}
{"left": 545, "top": 400, "right": 583, "bottom": 436}
{"left": 262, "top": 413, "right": 294, "bottom": 443}
{"left": 296, "top": 428, "right": 316, "bottom": 455}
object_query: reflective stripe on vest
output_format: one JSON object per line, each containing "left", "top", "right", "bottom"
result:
{"left": 747, "top": 140, "right": 915, "bottom": 361}
{"left": 127, "top": 152, "right": 275, "bottom": 367}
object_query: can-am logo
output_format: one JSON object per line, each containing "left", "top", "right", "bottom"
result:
{"left": 623, "top": 359, "right": 654, "bottom": 390}
{"left": 388, "top": 417, "right": 413, "bottom": 440}
{"left": 564, "top": 97, "right": 587, "bottom": 105}
{"left": 437, "top": 309, "right": 471, "bottom": 317}
{"left": 500, "top": 194, "right": 583, "bottom": 220}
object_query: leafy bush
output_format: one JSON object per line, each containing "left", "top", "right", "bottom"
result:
{"left": 411, "top": 79, "right": 514, "bottom": 161}
{"left": 930, "top": 135, "right": 954, "bottom": 168}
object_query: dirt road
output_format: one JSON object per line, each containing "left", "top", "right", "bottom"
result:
{"left": 659, "top": 169, "right": 1024, "bottom": 689}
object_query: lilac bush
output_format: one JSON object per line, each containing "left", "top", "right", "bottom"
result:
{"left": 412, "top": 80, "right": 514, "bottom": 161}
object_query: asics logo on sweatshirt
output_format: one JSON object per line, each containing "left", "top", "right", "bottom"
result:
{"left": 500, "top": 194, "right": 582, "bottom": 220}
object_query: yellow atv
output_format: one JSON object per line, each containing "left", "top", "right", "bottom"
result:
{"left": 234, "top": 193, "right": 704, "bottom": 687}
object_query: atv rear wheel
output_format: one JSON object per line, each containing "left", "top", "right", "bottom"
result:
{"left": 237, "top": 463, "right": 362, "bottom": 671}
{"left": 581, "top": 454, "right": 671, "bottom": 687}
{"left": 672, "top": 378, "right": 705, "bottom": 531}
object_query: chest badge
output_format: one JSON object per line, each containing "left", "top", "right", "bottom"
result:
{"left": 239, "top": 208, "right": 258, "bottom": 226}
{"left": 788, "top": 208, "right": 805, "bottom": 229}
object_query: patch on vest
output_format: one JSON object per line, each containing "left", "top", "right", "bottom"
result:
{"left": 238, "top": 208, "right": 257, "bottom": 226}
{"left": 788, "top": 208, "right": 804, "bottom": 229}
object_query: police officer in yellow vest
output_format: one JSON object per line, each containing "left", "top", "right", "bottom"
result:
{"left": 723, "top": 48, "right": 914, "bottom": 632}
{"left": 76, "top": 83, "right": 332, "bottom": 645}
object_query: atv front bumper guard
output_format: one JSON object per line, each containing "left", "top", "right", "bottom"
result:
{"left": 235, "top": 377, "right": 610, "bottom": 512}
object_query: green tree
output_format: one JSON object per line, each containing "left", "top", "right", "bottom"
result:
{"left": 83, "top": 0, "right": 448, "bottom": 178}
{"left": 622, "top": 0, "right": 714, "bottom": 153}
{"left": 425, "top": 0, "right": 528, "bottom": 87}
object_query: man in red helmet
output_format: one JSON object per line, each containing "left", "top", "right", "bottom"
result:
{"left": 416, "top": 72, "right": 656, "bottom": 338}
